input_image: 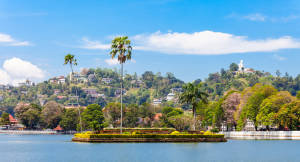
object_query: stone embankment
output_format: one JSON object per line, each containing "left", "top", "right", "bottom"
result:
{"left": 0, "top": 130, "right": 57, "bottom": 134}
{"left": 72, "top": 137, "right": 227, "bottom": 142}
{"left": 220, "top": 131, "right": 300, "bottom": 140}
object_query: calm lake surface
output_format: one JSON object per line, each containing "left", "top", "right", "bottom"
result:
{"left": 0, "top": 134, "right": 299, "bottom": 162}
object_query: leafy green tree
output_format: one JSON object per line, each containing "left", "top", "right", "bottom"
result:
{"left": 110, "top": 36, "right": 132, "bottom": 134}
{"left": 229, "top": 63, "right": 239, "bottom": 71}
{"left": 179, "top": 82, "right": 209, "bottom": 130}
{"left": 276, "top": 100, "right": 300, "bottom": 130}
{"left": 81, "top": 104, "right": 105, "bottom": 129}
{"left": 26, "top": 109, "right": 41, "bottom": 129}
{"left": 60, "top": 108, "right": 78, "bottom": 130}
{"left": 124, "top": 104, "right": 139, "bottom": 127}
{"left": 89, "top": 121, "right": 100, "bottom": 133}
{"left": 0, "top": 113, "right": 10, "bottom": 125}
{"left": 162, "top": 107, "right": 173, "bottom": 115}
{"left": 94, "top": 97, "right": 107, "bottom": 108}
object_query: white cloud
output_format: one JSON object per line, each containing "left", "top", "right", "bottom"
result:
{"left": 105, "top": 58, "right": 136, "bottom": 65}
{"left": 94, "top": 58, "right": 102, "bottom": 64}
{"left": 0, "top": 58, "right": 47, "bottom": 86}
{"left": 281, "top": 15, "right": 298, "bottom": 22}
{"left": 131, "top": 59, "right": 137, "bottom": 64}
{"left": 105, "top": 58, "right": 119, "bottom": 65}
{"left": 0, "top": 69, "right": 12, "bottom": 84}
{"left": 132, "top": 31, "right": 300, "bottom": 55}
{"left": 272, "top": 54, "right": 287, "bottom": 61}
{"left": 0, "top": 33, "right": 32, "bottom": 46}
{"left": 243, "top": 13, "right": 266, "bottom": 21}
{"left": 80, "top": 36, "right": 110, "bottom": 49}
{"left": 79, "top": 30, "right": 300, "bottom": 55}
{"left": 167, "top": 30, "right": 172, "bottom": 33}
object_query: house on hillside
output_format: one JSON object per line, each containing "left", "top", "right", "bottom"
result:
{"left": 57, "top": 96, "right": 67, "bottom": 100}
{"left": 115, "top": 89, "right": 126, "bottom": 97}
{"left": 131, "top": 80, "right": 144, "bottom": 84}
{"left": 171, "top": 88, "right": 182, "bottom": 93}
{"left": 54, "top": 89, "right": 61, "bottom": 95}
{"left": 82, "top": 88, "right": 97, "bottom": 94}
{"left": 0, "top": 96, "right": 3, "bottom": 102}
{"left": 153, "top": 98, "right": 162, "bottom": 105}
{"left": 88, "top": 73, "right": 96, "bottom": 81}
{"left": 69, "top": 96, "right": 79, "bottom": 100}
{"left": 101, "top": 78, "right": 113, "bottom": 84}
{"left": 166, "top": 93, "right": 175, "bottom": 101}
{"left": 69, "top": 71, "right": 85, "bottom": 82}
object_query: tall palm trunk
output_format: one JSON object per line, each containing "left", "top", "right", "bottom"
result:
{"left": 193, "top": 104, "right": 196, "bottom": 131}
{"left": 71, "top": 64, "right": 82, "bottom": 133}
{"left": 120, "top": 62, "right": 123, "bottom": 134}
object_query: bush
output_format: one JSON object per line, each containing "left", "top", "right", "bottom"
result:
{"left": 89, "top": 134, "right": 225, "bottom": 138}
{"left": 204, "top": 131, "right": 212, "bottom": 135}
{"left": 211, "top": 127, "right": 219, "bottom": 133}
{"left": 85, "top": 131, "right": 92, "bottom": 134}
{"left": 181, "top": 131, "right": 189, "bottom": 134}
{"left": 122, "top": 132, "right": 131, "bottom": 135}
{"left": 104, "top": 128, "right": 176, "bottom": 131}
{"left": 132, "top": 131, "right": 141, "bottom": 135}
{"left": 170, "top": 131, "right": 180, "bottom": 135}
{"left": 74, "top": 134, "right": 225, "bottom": 139}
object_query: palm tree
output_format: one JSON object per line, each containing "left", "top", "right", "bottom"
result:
{"left": 179, "top": 82, "right": 209, "bottom": 130}
{"left": 63, "top": 54, "right": 82, "bottom": 133}
{"left": 110, "top": 36, "right": 132, "bottom": 134}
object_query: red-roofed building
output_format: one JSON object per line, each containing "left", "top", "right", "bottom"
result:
{"left": 57, "top": 96, "right": 67, "bottom": 100}
{"left": 53, "top": 125, "right": 63, "bottom": 132}
{"left": 9, "top": 115, "right": 18, "bottom": 124}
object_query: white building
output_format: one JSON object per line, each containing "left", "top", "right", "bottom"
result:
{"left": 69, "top": 71, "right": 85, "bottom": 81}
{"left": 153, "top": 99, "right": 162, "bottom": 105}
{"left": 102, "top": 78, "right": 114, "bottom": 84}
{"left": 166, "top": 93, "right": 175, "bottom": 101}
{"left": 58, "top": 78, "right": 66, "bottom": 84}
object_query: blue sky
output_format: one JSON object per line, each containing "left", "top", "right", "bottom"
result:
{"left": 0, "top": 0, "right": 300, "bottom": 85}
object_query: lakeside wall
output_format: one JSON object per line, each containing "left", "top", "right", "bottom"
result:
{"left": 220, "top": 131, "right": 300, "bottom": 140}
{"left": 0, "top": 130, "right": 57, "bottom": 134}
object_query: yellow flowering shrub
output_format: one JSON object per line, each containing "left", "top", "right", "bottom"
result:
{"left": 204, "top": 131, "right": 212, "bottom": 135}
{"left": 170, "top": 131, "right": 180, "bottom": 135}
{"left": 132, "top": 131, "right": 141, "bottom": 135}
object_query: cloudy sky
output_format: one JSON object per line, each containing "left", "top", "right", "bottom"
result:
{"left": 0, "top": 0, "right": 300, "bottom": 85}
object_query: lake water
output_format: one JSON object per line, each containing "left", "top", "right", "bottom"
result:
{"left": 0, "top": 134, "right": 299, "bottom": 162}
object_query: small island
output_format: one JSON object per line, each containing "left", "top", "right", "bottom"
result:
{"left": 71, "top": 128, "right": 226, "bottom": 143}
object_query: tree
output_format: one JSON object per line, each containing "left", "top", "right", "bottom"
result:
{"left": 94, "top": 97, "right": 107, "bottom": 108}
{"left": 106, "top": 102, "right": 126, "bottom": 127}
{"left": 229, "top": 63, "right": 239, "bottom": 71}
{"left": 14, "top": 103, "right": 41, "bottom": 129}
{"left": 124, "top": 104, "right": 139, "bottom": 127}
{"left": 222, "top": 92, "right": 241, "bottom": 125}
{"left": 63, "top": 54, "right": 82, "bottom": 132}
{"left": 81, "top": 104, "right": 105, "bottom": 129}
{"left": 60, "top": 108, "right": 78, "bottom": 131}
{"left": 276, "top": 70, "right": 281, "bottom": 77}
{"left": 179, "top": 82, "right": 209, "bottom": 130}
{"left": 110, "top": 36, "right": 132, "bottom": 134}
{"left": 26, "top": 109, "right": 41, "bottom": 129}
{"left": 168, "top": 115, "right": 195, "bottom": 131}
{"left": 42, "top": 101, "right": 63, "bottom": 129}
{"left": 276, "top": 100, "right": 300, "bottom": 130}
{"left": 0, "top": 113, "right": 10, "bottom": 125}
{"left": 162, "top": 107, "right": 174, "bottom": 115}
{"left": 89, "top": 121, "right": 100, "bottom": 133}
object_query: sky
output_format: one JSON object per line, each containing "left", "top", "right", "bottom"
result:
{"left": 0, "top": 0, "right": 300, "bottom": 85}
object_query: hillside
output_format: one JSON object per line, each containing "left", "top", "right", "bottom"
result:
{"left": 0, "top": 63, "right": 298, "bottom": 116}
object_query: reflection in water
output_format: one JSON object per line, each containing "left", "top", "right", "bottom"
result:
{"left": 0, "top": 134, "right": 300, "bottom": 162}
